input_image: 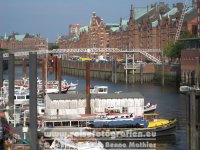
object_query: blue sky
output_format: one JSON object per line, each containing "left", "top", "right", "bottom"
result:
{"left": 0, "top": 0, "right": 187, "bottom": 42}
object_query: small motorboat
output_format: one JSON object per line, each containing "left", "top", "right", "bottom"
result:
{"left": 179, "top": 85, "right": 191, "bottom": 94}
{"left": 144, "top": 102, "right": 157, "bottom": 113}
{"left": 90, "top": 85, "right": 108, "bottom": 94}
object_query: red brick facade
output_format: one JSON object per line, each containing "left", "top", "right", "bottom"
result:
{"left": 57, "top": 3, "right": 198, "bottom": 52}
{"left": 0, "top": 33, "right": 48, "bottom": 51}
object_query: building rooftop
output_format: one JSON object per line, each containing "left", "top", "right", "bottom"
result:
{"left": 15, "top": 34, "right": 25, "bottom": 41}
{"left": 47, "top": 92, "right": 144, "bottom": 100}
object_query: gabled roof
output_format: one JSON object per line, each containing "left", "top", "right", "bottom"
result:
{"left": 135, "top": 7, "right": 153, "bottom": 20}
{"left": 162, "top": 7, "right": 178, "bottom": 18}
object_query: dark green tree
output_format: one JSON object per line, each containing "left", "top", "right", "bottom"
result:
{"left": 180, "top": 31, "right": 196, "bottom": 39}
{"left": 49, "top": 44, "right": 59, "bottom": 50}
{"left": 163, "top": 41, "right": 184, "bottom": 62}
{"left": 0, "top": 48, "right": 8, "bottom": 52}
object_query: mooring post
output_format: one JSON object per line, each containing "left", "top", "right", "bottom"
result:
{"left": 23, "top": 58, "right": 27, "bottom": 79}
{"left": 42, "top": 58, "right": 47, "bottom": 97}
{"left": 140, "top": 63, "right": 143, "bottom": 84}
{"left": 86, "top": 62, "right": 91, "bottom": 114}
{"left": 125, "top": 53, "right": 128, "bottom": 84}
{"left": 8, "top": 53, "right": 15, "bottom": 106}
{"left": 57, "top": 57, "right": 62, "bottom": 94}
{"left": 29, "top": 52, "right": 38, "bottom": 150}
{"left": 0, "top": 53, "right": 3, "bottom": 88}
{"left": 54, "top": 56, "right": 57, "bottom": 80}
{"left": 114, "top": 60, "right": 117, "bottom": 84}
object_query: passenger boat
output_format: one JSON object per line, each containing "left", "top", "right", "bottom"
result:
{"left": 87, "top": 113, "right": 148, "bottom": 128}
{"left": 144, "top": 102, "right": 157, "bottom": 113}
{"left": 37, "top": 79, "right": 78, "bottom": 94}
{"left": 85, "top": 113, "right": 176, "bottom": 138}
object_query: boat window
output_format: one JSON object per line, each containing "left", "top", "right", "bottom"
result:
{"left": 26, "top": 95, "right": 29, "bottom": 99}
{"left": 79, "top": 121, "right": 87, "bottom": 127}
{"left": 46, "top": 122, "right": 53, "bottom": 127}
{"left": 54, "top": 122, "right": 61, "bottom": 126}
{"left": 71, "top": 121, "right": 78, "bottom": 127}
{"left": 62, "top": 121, "right": 70, "bottom": 126}
{"left": 122, "top": 107, "right": 128, "bottom": 113}
{"left": 99, "top": 88, "right": 104, "bottom": 92}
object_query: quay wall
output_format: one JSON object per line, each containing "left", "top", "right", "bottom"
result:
{"left": 62, "top": 60, "right": 180, "bottom": 85}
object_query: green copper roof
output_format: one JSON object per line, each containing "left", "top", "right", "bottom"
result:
{"left": 79, "top": 26, "right": 88, "bottom": 33}
{"left": 121, "top": 19, "right": 128, "bottom": 31}
{"left": 163, "top": 8, "right": 178, "bottom": 18}
{"left": 110, "top": 27, "right": 119, "bottom": 32}
{"left": 152, "top": 20, "right": 158, "bottom": 27}
{"left": 121, "top": 19, "right": 128, "bottom": 26}
{"left": 135, "top": 7, "right": 153, "bottom": 20}
{"left": 185, "top": 7, "right": 193, "bottom": 14}
{"left": 106, "top": 23, "right": 119, "bottom": 27}
{"left": 15, "top": 35, "right": 25, "bottom": 41}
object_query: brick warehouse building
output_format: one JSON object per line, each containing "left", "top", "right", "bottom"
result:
{"left": 0, "top": 33, "right": 48, "bottom": 51}
{"left": 57, "top": 2, "right": 198, "bottom": 53}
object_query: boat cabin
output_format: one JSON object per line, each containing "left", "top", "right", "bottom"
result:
{"left": 90, "top": 86, "right": 108, "bottom": 94}
{"left": 14, "top": 92, "right": 30, "bottom": 105}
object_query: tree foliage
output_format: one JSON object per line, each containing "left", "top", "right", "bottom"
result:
{"left": 180, "top": 31, "right": 196, "bottom": 39}
{"left": 163, "top": 41, "right": 184, "bottom": 61}
{"left": 49, "top": 44, "right": 59, "bottom": 50}
{"left": 0, "top": 48, "right": 8, "bottom": 52}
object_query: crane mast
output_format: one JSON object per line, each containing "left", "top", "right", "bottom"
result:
{"left": 175, "top": 0, "right": 189, "bottom": 41}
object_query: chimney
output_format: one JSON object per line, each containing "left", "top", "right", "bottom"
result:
{"left": 120, "top": 17, "right": 122, "bottom": 26}
{"left": 130, "top": 4, "right": 133, "bottom": 19}
{"left": 92, "top": 12, "right": 96, "bottom": 17}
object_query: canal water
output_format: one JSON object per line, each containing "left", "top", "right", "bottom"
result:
{"left": 3, "top": 66, "right": 187, "bottom": 150}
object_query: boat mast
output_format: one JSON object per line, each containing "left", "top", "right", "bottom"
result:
{"left": 196, "top": 57, "right": 199, "bottom": 89}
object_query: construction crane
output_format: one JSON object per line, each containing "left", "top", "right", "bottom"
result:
{"left": 175, "top": 0, "right": 190, "bottom": 41}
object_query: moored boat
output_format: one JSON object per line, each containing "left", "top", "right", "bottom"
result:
{"left": 179, "top": 85, "right": 191, "bottom": 94}
{"left": 88, "top": 113, "right": 148, "bottom": 128}
{"left": 85, "top": 113, "right": 176, "bottom": 138}
{"left": 144, "top": 102, "right": 157, "bottom": 113}
{"left": 90, "top": 85, "right": 108, "bottom": 94}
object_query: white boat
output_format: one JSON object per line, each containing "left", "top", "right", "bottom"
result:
{"left": 90, "top": 86, "right": 108, "bottom": 94}
{"left": 144, "top": 102, "right": 157, "bottom": 113}
{"left": 37, "top": 79, "right": 78, "bottom": 94}
{"left": 66, "top": 81, "right": 78, "bottom": 91}
{"left": 179, "top": 85, "right": 192, "bottom": 93}
{"left": 49, "top": 136, "right": 105, "bottom": 150}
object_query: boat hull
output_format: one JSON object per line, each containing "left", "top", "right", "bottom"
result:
{"left": 86, "top": 118, "right": 176, "bottom": 138}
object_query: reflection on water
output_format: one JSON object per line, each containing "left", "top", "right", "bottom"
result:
{"left": 3, "top": 66, "right": 187, "bottom": 150}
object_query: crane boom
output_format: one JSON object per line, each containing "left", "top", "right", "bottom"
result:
{"left": 175, "top": 0, "right": 189, "bottom": 41}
